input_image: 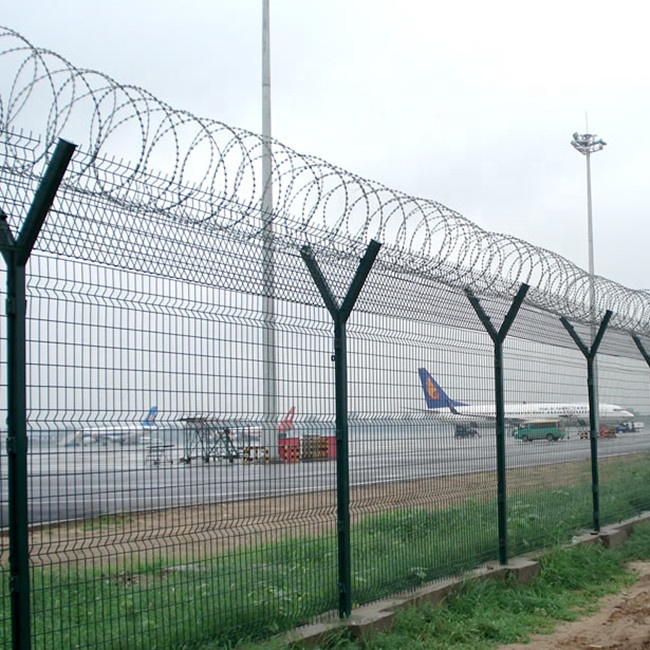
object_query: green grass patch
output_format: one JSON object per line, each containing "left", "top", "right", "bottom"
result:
{"left": 1, "top": 454, "right": 649, "bottom": 648}
{"left": 243, "top": 522, "right": 650, "bottom": 650}
{"left": 81, "top": 514, "right": 133, "bottom": 530}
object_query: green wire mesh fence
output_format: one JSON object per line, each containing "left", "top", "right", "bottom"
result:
{"left": 1, "top": 25, "right": 650, "bottom": 649}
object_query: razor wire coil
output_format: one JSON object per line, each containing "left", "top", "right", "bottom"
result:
{"left": 1, "top": 25, "right": 650, "bottom": 335}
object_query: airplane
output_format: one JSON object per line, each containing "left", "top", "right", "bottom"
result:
{"left": 417, "top": 368, "right": 635, "bottom": 427}
{"left": 72, "top": 406, "right": 158, "bottom": 446}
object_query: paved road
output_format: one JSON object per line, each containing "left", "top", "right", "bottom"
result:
{"left": 1, "top": 423, "right": 648, "bottom": 526}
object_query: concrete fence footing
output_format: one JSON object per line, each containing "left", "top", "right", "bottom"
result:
{"left": 284, "top": 511, "right": 650, "bottom": 647}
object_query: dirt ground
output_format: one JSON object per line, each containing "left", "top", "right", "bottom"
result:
{"left": 498, "top": 560, "right": 650, "bottom": 650}
{"left": 16, "top": 461, "right": 585, "bottom": 566}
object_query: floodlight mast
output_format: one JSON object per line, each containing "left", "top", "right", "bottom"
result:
{"left": 261, "top": 0, "right": 278, "bottom": 459}
{"left": 571, "top": 131, "right": 606, "bottom": 430}
{"left": 570, "top": 132, "right": 606, "bottom": 323}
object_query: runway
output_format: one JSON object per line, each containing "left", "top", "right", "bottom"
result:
{"left": 1, "top": 421, "right": 648, "bottom": 527}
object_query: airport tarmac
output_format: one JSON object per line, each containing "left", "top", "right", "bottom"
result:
{"left": 1, "top": 422, "right": 648, "bottom": 527}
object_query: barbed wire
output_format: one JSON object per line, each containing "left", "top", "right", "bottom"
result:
{"left": 1, "top": 25, "right": 649, "bottom": 335}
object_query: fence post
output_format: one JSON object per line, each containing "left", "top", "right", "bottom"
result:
{"left": 560, "top": 311, "right": 612, "bottom": 532}
{"left": 465, "top": 283, "right": 529, "bottom": 566}
{"left": 0, "top": 139, "right": 76, "bottom": 650}
{"left": 632, "top": 334, "right": 650, "bottom": 369}
{"left": 631, "top": 336, "right": 650, "bottom": 432}
{"left": 301, "top": 239, "right": 381, "bottom": 618}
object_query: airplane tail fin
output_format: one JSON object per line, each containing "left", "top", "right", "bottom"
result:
{"left": 278, "top": 406, "right": 296, "bottom": 433}
{"left": 142, "top": 406, "right": 158, "bottom": 427}
{"left": 418, "top": 369, "right": 468, "bottom": 412}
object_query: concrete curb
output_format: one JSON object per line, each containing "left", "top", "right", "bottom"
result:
{"left": 284, "top": 512, "right": 650, "bottom": 647}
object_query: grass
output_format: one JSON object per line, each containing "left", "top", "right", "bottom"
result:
{"left": 2, "top": 454, "right": 650, "bottom": 648}
{"left": 81, "top": 514, "right": 133, "bottom": 530}
{"left": 237, "top": 521, "right": 650, "bottom": 650}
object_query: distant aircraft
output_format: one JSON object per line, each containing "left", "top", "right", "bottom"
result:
{"left": 418, "top": 368, "right": 635, "bottom": 426}
{"left": 73, "top": 406, "right": 158, "bottom": 446}
{"left": 278, "top": 406, "right": 296, "bottom": 433}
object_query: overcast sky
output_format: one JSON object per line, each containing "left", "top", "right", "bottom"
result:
{"left": 3, "top": 1, "right": 650, "bottom": 290}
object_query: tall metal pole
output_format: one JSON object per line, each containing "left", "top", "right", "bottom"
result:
{"left": 585, "top": 151, "right": 595, "bottom": 316}
{"left": 571, "top": 131, "right": 606, "bottom": 432}
{"left": 261, "top": 0, "right": 278, "bottom": 458}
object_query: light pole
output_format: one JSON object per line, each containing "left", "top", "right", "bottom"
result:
{"left": 571, "top": 132, "right": 606, "bottom": 322}
{"left": 261, "top": 0, "right": 278, "bottom": 459}
{"left": 571, "top": 131, "right": 606, "bottom": 429}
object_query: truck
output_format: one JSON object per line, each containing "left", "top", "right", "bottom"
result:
{"left": 455, "top": 423, "right": 480, "bottom": 438}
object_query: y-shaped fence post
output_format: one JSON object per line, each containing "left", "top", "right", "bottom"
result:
{"left": 632, "top": 334, "right": 650, "bottom": 370}
{"left": 0, "top": 139, "right": 76, "bottom": 650}
{"left": 301, "top": 240, "right": 381, "bottom": 618}
{"left": 465, "top": 283, "right": 529, "bottom": 565}
{"left": 560, "top": 311, "right": 612, "bottom": 532}
{"left": 560, "top": 310, "right": 612, "bottom": 532}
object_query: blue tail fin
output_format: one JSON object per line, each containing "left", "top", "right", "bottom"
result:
{"left": 418, "top": 369, "right": 468, "bottom": 412}
{"left": 142, "top": 406, "right": 158, "bottom": 427}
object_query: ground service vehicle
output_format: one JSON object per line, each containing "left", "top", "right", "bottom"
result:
{"left": 454, "top": 423, "right": 479, "bottom": 438}
{"left": 514, "top": 420, "right": 564, "bottom": 442}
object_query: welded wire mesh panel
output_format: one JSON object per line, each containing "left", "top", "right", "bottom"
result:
{"left": 3, "top": 233, "right": 649, "bottom": 647}
{"left": 2, "top": 24, "right": 650, "bottom": 650}
{"left": 14, "top": 254, "right": 343, "bottom": 648}
{"left": 598, "top": 356, "right": 650, "bottom": 527}
{"left": 502, "top": 338, "right": 650, "bottom": 556}
{"left": 0, "top": 275, "right": 6, "bottom": 646}
{"left": 345, "top": 287, "right": 499, "bottom": 603}
{"left": 503, "top": 338, "right": 594, "bottom": 555}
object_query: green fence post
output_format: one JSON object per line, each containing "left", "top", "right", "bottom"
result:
{"left": 632, "top": 335, "right": 650, "bottom": 369}
{"left": 301, "top": 240, "right": 381, "bottom": 618}
{"left": 561, "top": 311, "right": 612, "bottom": 532}
{"left": 465, "top": 283, "right": 529, "bottom": 566}
{"left": 0, "top": 139, "right": 76, "bottom": 650}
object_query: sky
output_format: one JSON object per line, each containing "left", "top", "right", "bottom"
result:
{"left": 3, "top": 0, "right": 650, "bottom": 290}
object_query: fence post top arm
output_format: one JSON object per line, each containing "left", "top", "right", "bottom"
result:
{"left": 301, "top": 240, "right": 381, "bottom": 323}
{"left": 465, "top": 283, "right": 529, "bottom": 343}
{"left": 300, "top": 244, "right": 340, "bottom": 319}
{"left": 563, "top": 310, "right": 613, "bottom": 360}
{"left": 464, "top": 288, "right": 498, "bottom": 342}
{"left": 498, "top": 283, "right": 529, "bottom": 340}
{"left": 591, "top": 310, "right": 613, "bottom": 357}
{"left": 560, "top": 316, "right": 588, "bottom": 357}
{"left": 632, "top": 334, "right": 650, "bottom": 366}
{"left": 0, "top": 208, "right": 17, "bottom": 264}
{"left": 339, "top": 239, "right": 382, "bottom": 321}
{"left": 16, "top": 138, "right": 76, "bottom": 266}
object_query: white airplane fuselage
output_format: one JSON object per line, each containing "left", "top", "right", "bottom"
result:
{"left": 77, "top": 424, "right": 156, "bottom": 445}
{"left": 445, "top": 402, "right": 633, "bottom": 424}
{"left": 417, "top": 368, "right": 636, "bottom": 426}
